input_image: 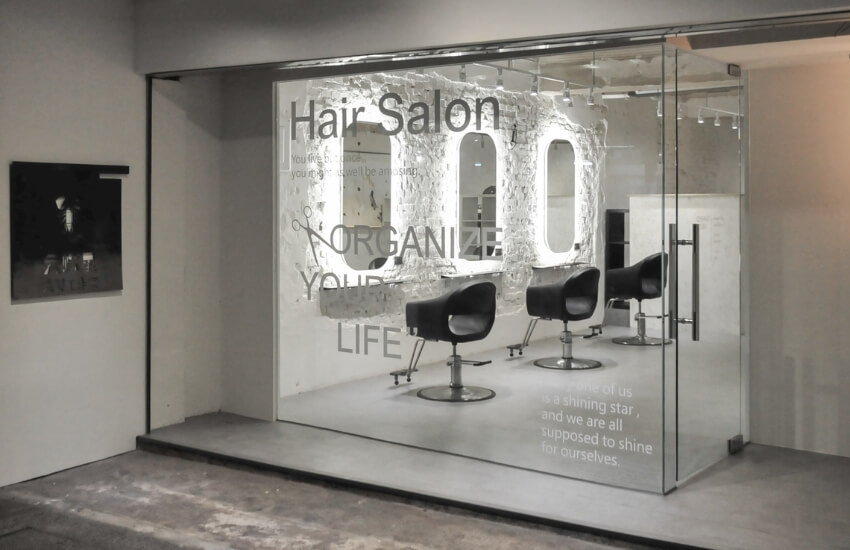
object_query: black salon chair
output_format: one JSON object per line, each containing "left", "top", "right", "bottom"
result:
{"left": 525, "top": 266, "right": 602, "bottom": 370}
{"left": 605, "top": 252, "right": 669, "bottom": 346}
{"left": 393, "top": 280, "right": 497, "bottom": 402}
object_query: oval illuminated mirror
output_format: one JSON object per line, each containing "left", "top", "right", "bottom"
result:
{"left": 458, "top": 132, "right": 498, "bottom": 260}
{"left": 342, "top": 121, "right": 391, "bottom": 270}
{"left": 545, "top": 139, "right": 575, "bottom": 253}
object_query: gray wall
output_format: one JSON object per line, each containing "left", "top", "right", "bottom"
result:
{"left": 0, "top": 0, "right": 146, "bottom": 486}
{"left": 749, "top": 61, "right": 850, "bottom": 456}
{"left": 150, "top": 69, "right": 277, "bottom": 426}
{"left": 220, "top": 71, "right": 276, "bottom": 421}
{"left": 150, "top": 75, "right": 224, "bottom": 429}
{"left": 133, "top": 0, "right": 850, "bottom": 74}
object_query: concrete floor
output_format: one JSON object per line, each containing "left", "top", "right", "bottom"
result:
{"left": 0, "top": 450, "right": 653, "bottom": 550}
{"left": 139, "top": 413, "right": 850, "bottom": 550}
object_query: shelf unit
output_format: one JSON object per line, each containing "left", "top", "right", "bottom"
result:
{"left": 604, "top": 209, "right": 630, "bottom": 311}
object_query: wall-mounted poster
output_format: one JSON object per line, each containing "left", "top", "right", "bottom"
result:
{"left": 9, "top": 162, "right": 128, "bottom": 301}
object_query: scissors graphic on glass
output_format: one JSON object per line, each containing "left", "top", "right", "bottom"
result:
{"left": 292, "top": 205, "right": 320, "bottom": 264}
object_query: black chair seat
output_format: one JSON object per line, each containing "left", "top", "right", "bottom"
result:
{"left": 606, "top": 252, "right": 666, "bottom": 301}
{"left": 448, "top": 313, "right": 491, "bottom": 338}
{"left": 406, "top": 281, "right": 496, "bottom": 344}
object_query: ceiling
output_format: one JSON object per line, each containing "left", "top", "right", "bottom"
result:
{"left": 385, "top": 15, "right": 850, "bottom": 96}
{"left": 687, "top": 16, "right": 850, "bottom": 69}
{"left": 695, "top": 34, "right": 850, "bottom": 69}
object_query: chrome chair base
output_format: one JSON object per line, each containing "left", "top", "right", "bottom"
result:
{"left": 531, "top": 323, "right": 603, "bottom": 371}
{"left": 417, "top": 385, "right": 496, "bottom": 402}
{"left": 612, "top": 335, "right": 671, "bottom": 346}
{"left": 534, "top": 357, "right": 602, "bottom": 370}
{"left": 611, "top": 304, "right": 670, "bottom": 346}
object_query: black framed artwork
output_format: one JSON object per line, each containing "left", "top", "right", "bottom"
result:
{"left": 9, "top": 162, "right": 128, "bottom": 301}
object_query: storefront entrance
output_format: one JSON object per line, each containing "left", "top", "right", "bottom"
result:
{"left": 273, "top": 43, "right": 745, "bottom": 493}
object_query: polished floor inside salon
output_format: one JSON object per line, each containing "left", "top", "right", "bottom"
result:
{"left": 278, "top": 326, "right": 740, "bottom": 492}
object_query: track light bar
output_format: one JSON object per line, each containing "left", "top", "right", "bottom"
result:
{"left": 468, "top": 61, "right": 590, "bottom": 96}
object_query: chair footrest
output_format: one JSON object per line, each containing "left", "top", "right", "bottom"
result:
{"left": 461, "top": 359, "right": 492, "bottom": 366}
{"left": 389, "top": 368, "right": 418, "bottom": 385}
{"left": 506, "top": 343, "right": 526, "bottom": 357}
{"left": 582, "top": 325, "right": 603, "bottom": 339}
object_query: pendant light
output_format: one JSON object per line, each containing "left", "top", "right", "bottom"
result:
{"left": 563, "top": 84, "right": 573, "bottom": 106}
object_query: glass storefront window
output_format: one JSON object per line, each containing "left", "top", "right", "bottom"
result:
{"left": 274, "top": 43, "right": 744, "bottom": 494}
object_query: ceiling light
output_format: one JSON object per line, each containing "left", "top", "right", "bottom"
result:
{"left": 697, "top": 109, "right": 704, "bottom": 124}
{"left": 732, "top": 115, "right": 739, "bottom": 130}
{"left": 714, "top": 113, "right": 721, "bottom": 127}
{"left": 459, "top": 64, "right": 466, "bottom": 82}
{"left": 530, "top": 74, "right": 538, "bottom": 96}
{"left": 562, "top": 85, "right": 572, "bottom": 106}
{"left": 496, "top": 68, "right": 504, "bottom": 90}
{"left": 587, "top": 53, "right": 597, "bottom": 106}
{"left": 677, "top": 104, "right": 684, "bottom": 120}
{"left": 657, "top": 99, "right": 663, "bottom": 118}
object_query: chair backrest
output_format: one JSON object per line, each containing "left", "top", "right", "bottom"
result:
{"left": 637, "top": 252, "right": 667, "bottom": 299}
{"left": 605, "top": 252, "right": 667, "bottom": 301}
{"left": 563, "top": 266, "right": 600, "bottom": 320}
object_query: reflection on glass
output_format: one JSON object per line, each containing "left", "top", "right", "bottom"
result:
{"left": 458, "top": 133, "right": 498, "bottom": 260}
{"left": 546, "top": 139, "right": 575, "bottom": 252}
{"left": 671, "top": 48, "right": 743, "bottom": 482}
{"left": 342, "top": 121, "right": 391, "bottom": 270}
{"left": 274, "top": 43, "right": 745, "bottom": 494}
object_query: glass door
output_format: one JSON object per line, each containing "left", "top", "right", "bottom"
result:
{"left": 671, "top": 48, "right": 744, "bottom": 481}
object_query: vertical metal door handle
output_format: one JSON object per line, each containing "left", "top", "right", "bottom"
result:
{"left": 668, "top": 224, "right": 678, "bottom": 340}
{"left": 691, "top": 224, "right": 699, "bottom": 341}
{"left": 668, "top": 223, "right": 700, "bottom": 342}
